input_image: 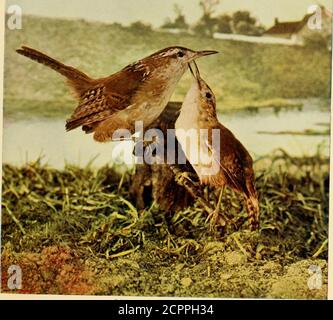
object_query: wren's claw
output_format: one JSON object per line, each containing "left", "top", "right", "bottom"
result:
{"left": 133, "top": 139, "right": 152, "bottom": 156}
{"left": 133, "top": 137, "right": 161, "bottom": 160}
{"left": 206, "top": 209, "right": 227, "bottom": 231}
{"left": 175, "top": 171, "right": 197, "bottom": 186}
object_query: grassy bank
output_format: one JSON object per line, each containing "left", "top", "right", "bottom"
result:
{"left": 4, "top": 15, "right": 331, "bottom": 119}
{"left": 1, "top": 150, "right": 329, "bottom": 297}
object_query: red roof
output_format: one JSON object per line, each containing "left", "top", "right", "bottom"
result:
{"left": 265, "top": 14, "right": 312, "bottom": 35}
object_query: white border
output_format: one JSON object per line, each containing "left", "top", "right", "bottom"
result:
{"left": 0, "top": 0, "right": 5, "bottom": 296}
{"left": 0, "top": 1, "right": 332, "bottom": 301}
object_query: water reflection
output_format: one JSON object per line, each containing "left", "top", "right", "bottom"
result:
{"left": 2, "top": 99, "right": 330, "bottom": 169}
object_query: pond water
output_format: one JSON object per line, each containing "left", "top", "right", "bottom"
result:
{"left": 2, "top": 99, "right": 330, "bottom": 169}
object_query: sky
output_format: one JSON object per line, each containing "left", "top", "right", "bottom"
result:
{"left": 5, "top": 0, "right": 333, "bottom": 27}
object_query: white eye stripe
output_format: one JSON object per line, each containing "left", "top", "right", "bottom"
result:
{"left": 160, "top": 48, "right": 182, "bottom": 57}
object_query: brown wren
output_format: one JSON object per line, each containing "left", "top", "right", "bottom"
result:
{"left": 16, "top": 46, "right": 217, "bottom": 142}
{"left": 175, "top": 62, "right": 260, "bottom": 231}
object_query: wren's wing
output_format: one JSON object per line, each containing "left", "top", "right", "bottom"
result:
{"left": 65, "top": 85, "right": 127, "bottom": 131}
{"left": 66, "top": 62, "right": 148, "bottom": 133}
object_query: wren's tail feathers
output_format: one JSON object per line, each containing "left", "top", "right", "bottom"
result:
{"left": 16, "top": 46, "right": 92, "bottom": 96}
{"left": 245, "top": 195, "right": 260, "bottom": 231}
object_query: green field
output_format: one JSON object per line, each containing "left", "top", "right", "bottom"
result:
{"left": 4, "top": 15, "right": 331, "bottom": 119}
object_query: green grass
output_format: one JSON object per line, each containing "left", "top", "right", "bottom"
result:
{"left": 4, "top": 15, "right": 331, "bottom": 119}
{"left": 1, "top": 150, "right": 329, "bottom": 297}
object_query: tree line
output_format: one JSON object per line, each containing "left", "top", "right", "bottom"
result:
{"left": 161, "top": 1, "right": 265, "bottom": 37}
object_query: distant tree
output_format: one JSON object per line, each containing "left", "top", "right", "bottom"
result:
{"left": 193, "top": 0, "right": 220, "bottom": 37}
{"left": 199, "top": 0, "right": 220, "bottom": 16}
{"left": 162, "top": 17, "right": 173, "bottom": 28}
{"left": 129, "top": 21, "right": 152, "bottom": 33}
{"left": 232, "top": 11, "right": 256, "bottom": 27}
{"left": 216, "top": 14, "right": 232, "bottom": 33}
{"left": 110, "top": 22, "right": 124, "bottom": 29}
{"left": 235, "top": 21, "right": 264, "bottom": 36}
{"left": 173, "top": 4, "right": 189, "bottom": 29}
{"left": 161, "top": 4, "right": 189, "bottom": 30}
{"left": 231, "top": 10, "right": 264, "bottom": 36}
{"left": 193, "top": 14, "right": 218, "bottom": 37}
{"left": 192, "top": 2, "right": 264, "bottom": 37}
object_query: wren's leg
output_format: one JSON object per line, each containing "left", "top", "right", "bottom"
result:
{"left": 170, "top": 165, "right": 214, "bottom": 211}
{"left": 175, "top": 171, "right": 197, "bottom": 185}
{"left": 206, "top": 187, "right": 228, "bottom": 230}
{"left": 216, "top": 187, "right": 224, "bottom": 212}
{"left": 170, "top": 165, "right": 226, "bottom": 222}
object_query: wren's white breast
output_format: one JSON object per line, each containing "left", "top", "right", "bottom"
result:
{"left": 175, "top": 81, "right": 200, "bottom": 131}
{"left": 175, "top": 82, "right": 201, "bottom": 164}
{"left": 175, "top": 81, "right": 221, "bottom": 180}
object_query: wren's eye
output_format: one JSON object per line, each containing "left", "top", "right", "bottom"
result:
{"left": 205, "top": 92, "right": 212, "bottom": 99}
{"left": 177, "top": 51, "right": 185, "bottom": 58}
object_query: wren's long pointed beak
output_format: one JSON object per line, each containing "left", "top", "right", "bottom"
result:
{"left": 192, "top": 50, "right": 218, "bottom": 60}
{"left": 188, "top": 61, "right": 202, "bottom": 89}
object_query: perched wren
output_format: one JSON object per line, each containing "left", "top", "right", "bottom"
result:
{"left": 175, "top": 62, "right": 259, "bottom": 230}
{"left": 16, "top": 46, "right": 217, "bottom": 142}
